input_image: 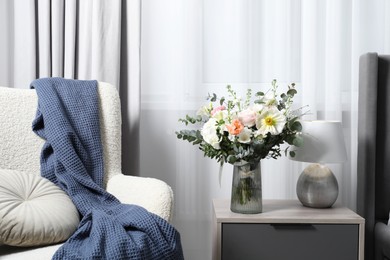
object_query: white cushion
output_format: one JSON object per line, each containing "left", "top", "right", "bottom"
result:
{"left": 0, "top": 169, "right": 79, "bottom": 246}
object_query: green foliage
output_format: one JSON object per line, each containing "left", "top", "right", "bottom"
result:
{"left": 178, "top": 115, "right": 203, "bottom": 126}
{"left": 176, "top": 130, "right": 202, "bottom": 144}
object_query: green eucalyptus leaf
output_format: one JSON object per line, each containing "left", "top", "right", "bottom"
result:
{"left": 284, "top": 146, "right": 289, "bottom": 156}
{"left": 272, "top": 79, "right": 277, "bottom": 87}
{"left": 211, "top": 93, "right": 217, "bottom": 102}
{"left": 288, "top": 116, "right": 299, "bottom": 123}
{"left": 290, "top": 121, "right": 302, "bottom": 132}
{"left": 227, "top": 155, "right": 237, "bottom": 164}
{"left": 287, "top": 89, "right": 297, "bottom": 96}
{"left": 285, "top": 135, "right": 294, "bottom": 145}
{"left": 292, "top": 135, "right": 304, "bottom": 147}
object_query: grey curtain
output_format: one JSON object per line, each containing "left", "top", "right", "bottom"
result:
{"left": 0, "top": 0, "right": 141, "bottom": 176}
{"left": 357, "top": 53, "right": 390, "bottom": 260}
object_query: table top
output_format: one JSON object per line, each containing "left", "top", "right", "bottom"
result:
{"left": 213, "top": 199, "right": 365, "bottom": 224}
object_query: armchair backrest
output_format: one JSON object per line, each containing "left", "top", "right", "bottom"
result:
{"left": 0, "top": 82, "right": 122, "bottom": 187}
{"left": 357, "top": 53, "right": 390, "bottom": 259}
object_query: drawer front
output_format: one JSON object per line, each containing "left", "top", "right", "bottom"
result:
{"left": 222, "top": 223, "right": 359, "bottom": 260}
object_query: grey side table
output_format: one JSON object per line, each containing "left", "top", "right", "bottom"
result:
{"left": 212, "top": 199, "right": 365, "bottom": 260}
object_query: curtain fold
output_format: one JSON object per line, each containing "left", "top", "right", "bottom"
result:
{"left": 2, "top": 0, "right": 390, "bottom": 259}
{"left": 0, "top": 0, "right": 140, "bottom": 175}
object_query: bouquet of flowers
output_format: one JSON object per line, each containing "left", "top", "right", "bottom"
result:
{"left": 176, "top": 80, "right": 305, "bottom": 211}
{"left": 176, "top": 80, "right": 304, "bottom": 165}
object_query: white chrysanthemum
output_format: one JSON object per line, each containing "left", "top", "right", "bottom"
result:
{"left": 201, "top": 118, "right": 221, "bottom": 149}
{"left": 250, "top": 104, "right": 264, "bottom": 113}
{"left": 212, "top": 109, "right": 228, "bottom": 122}
{"left": 263, "top": 92, "right": 277, "bottom": 106}
{"left": 197, "top": 103, "right": 212, "bottom": 117}
{"left": 255, "top": 107, "right": 286, "bottom": 135}
{"left": 238, "top": 127, "right": 252, "bottom": 144}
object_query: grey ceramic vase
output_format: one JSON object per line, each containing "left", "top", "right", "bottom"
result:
{"left": 296, "top": 163, "right": 338, "bottom": 208}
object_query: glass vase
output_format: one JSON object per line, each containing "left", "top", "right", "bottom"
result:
{"left": 230, "top": 161, "right": 262, "bottom": 214}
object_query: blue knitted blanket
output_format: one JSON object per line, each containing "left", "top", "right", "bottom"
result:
{"left": 31, "top": 78, "right": 184, "bottom": 260}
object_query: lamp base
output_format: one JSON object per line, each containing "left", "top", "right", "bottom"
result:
{"left": 296, "top": 163, "right": 339, "bottom": 208}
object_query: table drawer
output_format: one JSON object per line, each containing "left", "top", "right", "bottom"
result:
{"left": 222, "top": 223, "right": 359, "bottom": 260}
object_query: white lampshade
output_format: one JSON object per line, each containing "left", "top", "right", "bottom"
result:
{"left": 289, "top": 120, "right": 347, "bottom": 163}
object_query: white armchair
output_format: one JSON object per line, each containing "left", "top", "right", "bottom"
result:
{"left": 0, "top": 82, "right": 173, "bottom": 259}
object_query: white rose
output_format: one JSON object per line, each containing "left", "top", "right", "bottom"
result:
{"left": 201, "top": 118, "right": 221, "bottom": 149}
{"left": 238, "top": 127, "right": 252, "bottom": 144}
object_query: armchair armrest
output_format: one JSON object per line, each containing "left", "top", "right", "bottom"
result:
{"left": 106, "top": 174, "right": 174, "bottom": 222}
{"left": 0, "top": 175, "right": 175, "bottom": 259}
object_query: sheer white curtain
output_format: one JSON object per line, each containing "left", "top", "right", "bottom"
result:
{"left": 0, "top": 0, "right": 141, "bottom": 175}
{"left": 141, "top": 0, "right": 390, "bottom": 259}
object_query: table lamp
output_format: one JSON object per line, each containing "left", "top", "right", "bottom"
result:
{"left": 289, "top": 120, "right": 347, "bottom": 208}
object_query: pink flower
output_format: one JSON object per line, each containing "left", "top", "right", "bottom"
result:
{"left": 211, "top": 106, "right": 226, "bottom": 116}
{"left": 238, "top": 109, "right": 256, "bottom": 127}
